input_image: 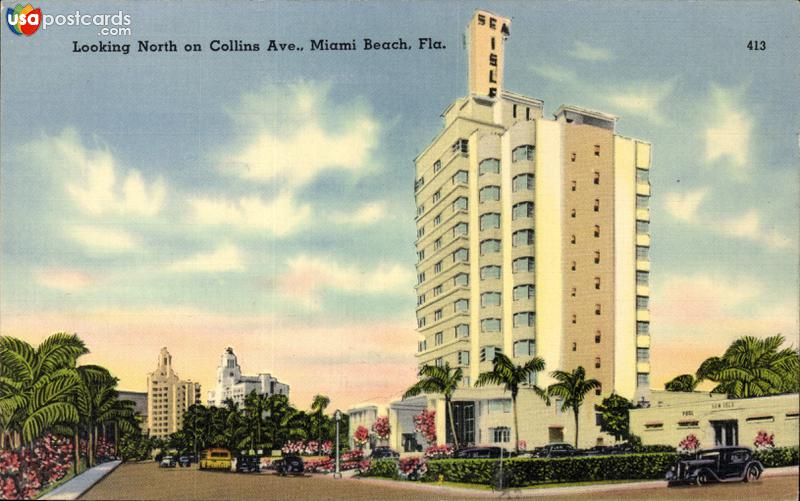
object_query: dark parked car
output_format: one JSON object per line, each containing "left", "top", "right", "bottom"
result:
{"left": 454, "top": 446, "right": 507, "bottom": 459}
{"left": 532, "top": 443, "right": 578, "bottom": 458}
{"left": 159, "top": 455, "right": 177, "bottom": 468}
{"left": 369, "top": 447, "right": 400, "bottom": 459}
{"left": 582, "top": 445, "right": 615, "bottom": 456}
{"left": 273, "top": 454, "right": 304, "bottom": 476}
{"left": 177, "top": 455, "right": 194, "bottom": 467}
{"left": 235, "top": 454, "right": 262, "bottom": 473}
{"left": 666, "top": 447, "right": 763, "bottom": 485}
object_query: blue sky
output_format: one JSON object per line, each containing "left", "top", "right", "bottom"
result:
{"left": 1, "top": 0, "right": 798, "bottom": 410}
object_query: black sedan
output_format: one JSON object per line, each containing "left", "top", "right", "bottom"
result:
{"left": 369, "top": 447, "right": 400, "bottom": 459}
{"left": 532, "top": 443, "right": 578, "bottom": 458}
{"left": 666, "top": 446, "right": 763, "bottom": 485}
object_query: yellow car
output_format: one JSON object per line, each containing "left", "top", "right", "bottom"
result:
{"left": 199, "top": 448, "right": 232, "bottom": 471}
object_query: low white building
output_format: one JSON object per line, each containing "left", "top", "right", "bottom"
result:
{"left": 347, "top": 401, "right": 389, "bottom": 452}
{"left": 207, "top": 347, "right": 289, "bottom": 407}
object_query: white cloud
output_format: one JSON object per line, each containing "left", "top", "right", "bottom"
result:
{"left": 40, "top": 129, "right": 167, "bottom": 216}
{"left": 605, "top": 81, "right": 675, "bottom": 124}
{"left": 188, "top": 191, "right": 311, "bottom": 236}
{"left": 33, "top": 268, "right": 99, "bottom": 292}
{"left": 69, "top": 225, "right": 137, "bottom": 253}
{"left": 567, "top": 41, "right": 613, "bottom": 61}
{"left": 704, "top": 85, "right": 752, "bottom": 169}
{"left": 663, "top": 188, "right": 709, "bottom": 223}
{"left": 718, "top": 210, "right": 793, "bottom": 250}
{"left": 221, "top": 83, "right": 380, "bottom": 187}
{"left": 330, "top": 201, "right": 388, "bottom": 225}
{"left": 530, "top": 63, "right": 578, "bottom": 85}
{"left": 277, "top": 254, "right": 414, "bottom": 310}
{"left": 167, "top": 244, "right": 245, "bottom": 273}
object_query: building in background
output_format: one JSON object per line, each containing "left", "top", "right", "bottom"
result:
{"left": 146, "top": 347, "right": 202, "bottom": 438}
{"left": 387, "top": 8, "right": 653, "bottom": 450}
{"left": 207, "top": 347, "right": 289, "bottom": 407}
{"left": 118, "top": 390, "right": 148, "bottom": 433}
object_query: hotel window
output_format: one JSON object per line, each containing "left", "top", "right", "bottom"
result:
{"left": 513, "top": 257, "right": 535, "bottom": 273}
{"left": 481, "top": 318, "right": 501, "bottom": 332}
{"left": 434, "top": 309, "right": 443, "bottom": 321}
{"left": 480, "top": 239, "right": 501, "bottom": 255}
{"left": 481, "top": 292, "right": 501, "bottom": 307}
{"left": 594, "top": 144, "right": 601, "bottom": 156}
{"left": 595, "top": 332, "right": 601, "bottom": 343}
{"left": 513, "top": 284, "right": 535, "bottom": 301}
{"left": 512, "top": 229, "right": 534, "bottom": 247}
{"left": 489, "top": 54, "right": 497, "bottom": 67}
{"left": 571, "top": 261, "right": 577, "bottom": 271}
{"left": 417, "top": 316, "right": 426, "bottom": 328}
{"left": 452, "top": 138, "right": 469, "bottom": 154}
{"left": 462, "top": 376, "right": 471, "bottom": 387}
{"left": 594, "top": 199, "right": 600, "bottom": 212}
{"left": 477, "top": 14, "right": 485, "bottom": 24}
{"left": 512, "top": 173, "right": 534, "bottom": 192}
{"left": 636, "top": 220, "right": 649, "bottom": 233}
{"left": 417, "top": 227, "right": 425, "bottom": 238}
{"left": 636, "top": 195, "right": 649, "bottom": 208}
{"left": 453, "top": 248, "right": 469, "bottom": 263}
{"left": 526, "top": 107, "right": 531, "bottom": 120}
{"left": 434, "top": 214, "right": 441, "bottom": 226}
{"left": 571, "top": 152, "right": 577, "bottom": 162}
{"left": 433, "top": 284, "right": 443, "bottom": 296}
{"left": 434, "top": 238, "right": 442, "bottom": 251}
{"left": 454, "top": 299, "right": 469, "bottom": 312}
{"left": 595, "top": 357, "right": 601, "bottom": 369}
{"left": 480, "top": 345, "right": 502, "bottom": 362}
{"left": 637, "top": 321, "right": 649, "bottom": 335}
{"left": 636, "top": 246, "right": 649, "bottom": 260}
{"left": 512, "top": 145, "right": 535, "bottom": 162}
{"left": 594, "top": 251, "right": 601, "bottom": 264}
{"left": 435, "top": 357, "right": 444, "bottom": 368}
{"left": 480, "top": 265, "right": 501, "bottom": 280}
{"left": 513, "top": 311, "right": 535, "bottom": 327}
{"left": 418, "top": 272, "right": 426, "bottom": 284}
{"left": 513, "top": 339, "right": 535, "bottom": 357}
{"left": 512, "top": 202, "right": 534, "bottom": 220}
{"left": 570, "top": 234, "right": 576, "bottom": 244}
{"left": 453, "top": 196, "right": 468, "bottom": 211}
{"left": 636, "top": 168, "right": 649, "bottom": 183}
{"left": 454, "top": 273, "right": 469, "bottom": 286}
{"left": 453, "top": 170, "right": 468, "bottom": 185}
{"left": 571, "top": 208, "right": 576, "bottom": 218}
{"left": 489, "top": 69, "right": 496, "bottom": 83}
{"left": 417, "top": 205, "right": 424, "bottom": 216}
{"left": 479, "top": 158, "right": 500, "bottom": 175}
{"left": 417, "top": 295, "right": 425, "bottom": 306}
{"left": 637, "top": 373, "right": 649, "bottom": 387}
{"left": 488, "top": 399, "right": 511, "bottom": 414}
{"left": 434, "top": 331, "right": 443, "bottom": 345}
{"left": 417, "top": 250, "right": 425, "bottom": 261}
{"left": 458, "top": 351, "right": 470, "bottom": 366}
{"left": 479, "top": 186, "right": 500, "bottom": 202}
{"left": 513, "top": 104, "right": 517, "bottom": 118}
{"left": 595, "top": 277, "right": 601, "bottom": 290}
{"left": 455, "top": 324, "right": 470, "bottom": 338}
{"left": 492, "top": 427, "right": 511, "bottom": 443}
{"left": 637, "top": 271, "right": 649, "bottom": 285}
{"left": 571, "top": 287, "right": 577, "bottom": 297}
{"left": 571, "top": 180, "right": 577, "bottom": 191}
{"left": 571, "top": 314, "right": 577, "bottom": 324}
{"left": 637, "top": 348, "right": 650, "bottom": 362}
{"left": 594, "top": 225, "right": 600, "bottom": 237}
{"left": 415, "top": 177, "right": 425, "bottom": 191}
{"left": 593, "top": 171, "right": 600, "bottom": 184}
{"left": 489, "top": 17, "right": 496, "bottom": 29}
{"left": 433, "top": 160, "right": 442, "bottom": 173}
{"left": 453, "top": 222, "right": 468, "bottom": 236}
{"left": 433, "top": 190, "right": 441, "bottom": 203}
{"left": 595, "top": 384, "right": 602, "bottom": 396}
{"left": 637, "top": 296, "right": 649, "bottom": 309}
{"left": 480, "top": 212, "right": 501, "bottom": 230}
{"left": 434, "top": 261, "right": 442, "bottom": 273}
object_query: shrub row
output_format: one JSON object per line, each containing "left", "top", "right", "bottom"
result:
{"left": 361, "top": 458, "right": 398, "bottom": 479}
{"left": 422, "top": 453, "right": 681, "bottom": 488}
{"left": 753, "top": 447, "right": 799, "bottom": 468}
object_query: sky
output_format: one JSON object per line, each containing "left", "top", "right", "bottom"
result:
{"left": 1, "top": 0, "right": 798, "bottom": 412}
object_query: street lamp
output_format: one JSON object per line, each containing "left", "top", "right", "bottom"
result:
{"left": 334, "top": 409, "right": 342, "bottom": 478}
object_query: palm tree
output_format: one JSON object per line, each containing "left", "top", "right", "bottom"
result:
{"left": 0, "top": 333, "right": 87, "bottom": 449}
{"left": 664, "top": 374, "right": 700, "bottom": 392}
{"left": 475, "top": 353, "right": 548, "bottom": 453}
{"left": 403, "top": 363, "right": 463, "bottom": 449}
{"left": 696, "top": 335, "right": 799, "bottom": 398}
{"left": 243, "top": 391, "right": 271, "bottom": 451}
{"left": 547, "top": 366, "right": 601, "bottom": 448}
{"left": 309, "top": 394, "right": 331, "bottom": 447}
{"left": 182, "top": 404, "right": 211, "bottom": 456}
{"left": 75, "top": 365, "right": 120, "bottom": 466}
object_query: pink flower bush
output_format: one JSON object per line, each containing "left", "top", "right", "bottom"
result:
{"left": 413, "top": 410, "right": 437, "bottom": 444}
{"left": 372, "top": 416, "right": 391, "bottom": 441}
{"left": 517, "top": 440, "right": 527, "bottom": 451}
{"left": 280, "top": 440, "right": 333, "bottom": 456}
{"left": 754, "top": 431, "right": 775, "bottom": 449}
{"left": 353, "top": 426, "right": 369, "bottom": 449}
{"left": 424, "top": 444, "right": 453, "bottom": 459}
{"left": 678, "top": 434, "right": 700, "bottom": 453}
{"left": 398, "top": 456, "right": 426, "bottom": 480}
{"left": 1, "top": 434, "right": 74, "bottom": 500}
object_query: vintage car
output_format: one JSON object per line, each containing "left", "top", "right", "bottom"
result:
{"left": 273, "top": 454, "right": 305, "bottom": 476}
{"left": 531, "top": 443, "right": 578, "bottom": 458}
{"left": 235, "top": 454, "right": 262, "bottom": 473}
{"left": 159, "top": 455, "right": 177, "bottom": 468}
{"left": 369, "top": 446, "right": 400, "bottom": 459}
{"left": 199, "top": 448, "right": 233, "bottom": 471}
{"left": 453, "top": 446, "right": 507, "bottom": 459}
{"left": 666, "top": 446, "right": 764, "bottom": 485}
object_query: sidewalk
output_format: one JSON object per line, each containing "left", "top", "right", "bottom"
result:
{"left": 40, "top": 460, "right": 121, "bottom": 500}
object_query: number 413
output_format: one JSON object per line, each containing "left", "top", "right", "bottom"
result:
{"left": 747, "top": 40, "right": 766, "bottom": 50}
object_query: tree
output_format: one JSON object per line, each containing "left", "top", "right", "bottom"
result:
{"left": 475, "top": 353, "right": 548, "bottom": 453}
{"left": 594, "top": 393, "right": 633, "bottom": 442}
{"left": 547, "top": 366, "right": 601, "bottom": 448}
{"left": 664, "top": 374, "right": 700, "bottom": 392}
{"left": 696, "top": 335, "right": 799, "bottom": 398}
{"left": 243, "top": 391, "right": 271, "bottom": 451}
{"left": 308, "top": 394, "right": 332, "bottom": 446}
{"left": 403, "top": 363, "right": 463, "bottom": 449}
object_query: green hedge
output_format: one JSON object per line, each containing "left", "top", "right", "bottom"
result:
{"left": 423, "top": 453, "right": 681, "bottom": 488}
{"left": 754, "top": 447, "right": 799, "bottom": 468}
{"left": 363, "top": 459, "right": 398, "bottom": 479}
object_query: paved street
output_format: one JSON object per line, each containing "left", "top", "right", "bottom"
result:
{"left": 81, "top": 462, "right": 798, "bottom": 500}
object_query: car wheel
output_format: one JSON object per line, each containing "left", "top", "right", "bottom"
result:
{"left": 744, "top": 465, "right": 760, "bottom": 483}
{"left": 695, "top": 471, "right": 709, "bottom": 486}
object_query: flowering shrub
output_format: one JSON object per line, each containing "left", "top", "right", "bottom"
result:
{"left": 372, "top": 416, "right": 391, "bottom": 441}
{"left": 413, "top": 410, "right": 436, "bottom": 444}
{"left": 303, "top": 457, "right": 370, "bottom": 474}
{"left": 518, "top": 440, "right": 527, "bottom": 452}
{"left": 424, "top": 444, "right": 453, "bottom": 459}
{"left": 398, "top": 456, "right": 427, "bottom": 480}
{"left": 678, "top": 434, "right": 700, "bottom": 453}
{"left": 754, "top": 431, "right": 775, "bottom": 450}
{"left": 353, "top": 426, "right": 369, "bottom": 449}
{"left": 1, "top": 434, "right": 74, "bottom": 500}
{"left": 280, "top": 440, "right": 334, "bottom": 456}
